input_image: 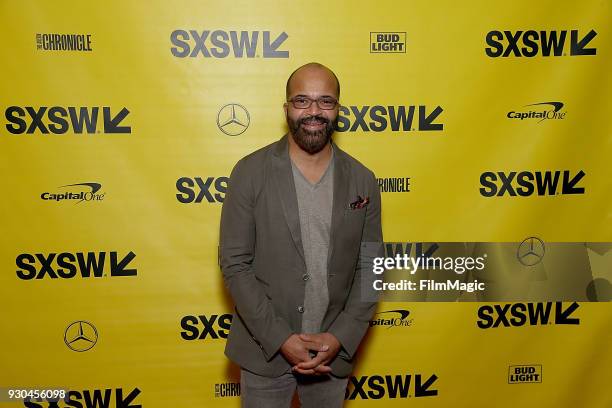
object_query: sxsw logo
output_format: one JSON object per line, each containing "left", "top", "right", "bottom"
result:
{"left": 23, "top": 387, "right": 141, "bottom": 407}
{"left": 345, "top": 373, "right": 438, "bottom": 400}
{"left": 385, "top": 242, "right": 439, "bottom": 258}
{"left": 170, "top": 30, "right": 289, "bottom": 58}
{"left": 180, "top": 313, "right": 232, "bottom": 340}
{"left": 336, "top": 105, "right": 443, "bottom": 132}
{"left": 16, "top": 251, "right": 137, "bottom": 280}
{"left": 485, "top": 29, "right": 597, "bottom": 57}
{"left": 477, "top": 302, "right": 580, "bottom": 329}
{"left": 508, "top": 365, "right": 542, "bottom": 384}
{"left": 176, "top": 177, "right": 228, "bottom": 203}
{"left": 4, "top": 106, "right": 131, "bottom": 134}
{"left": 370, "top": 32, "right": 406, "bottom": 53}
{"left": 479, "top": 170, "right": 585, "bottom": 197}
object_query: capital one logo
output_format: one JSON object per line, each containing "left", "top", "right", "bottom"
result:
{"left": 5, "top": 106, "right": 131, "bottom": 134}
{"left": 41, "top": 182, "right": 106, "bottom": 204}
{"left": 507, "top": 102, "right": 567, "bottom": 123}
{"left": 369, "top": 309, "right": 413, "bottom": 328}
{"left": 485, "top": 29, "right": 597, "bottom": 57}
{"left": 170, "top": 30, "right": 289, "bottom": 58}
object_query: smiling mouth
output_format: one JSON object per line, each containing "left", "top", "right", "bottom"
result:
{"left": 303, "top": 122, "right": 325, "bottom": 129}
{"left": 301, "top": 118, "right": 327, "bottom": 129}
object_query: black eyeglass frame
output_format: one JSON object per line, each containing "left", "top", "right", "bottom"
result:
{"left": 286, "top": 96, "right": 340, "bottom": 110}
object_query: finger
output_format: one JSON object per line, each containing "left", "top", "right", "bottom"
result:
{"left": 299, "top": 334, "right": 328, "bottom": 350}
{"left": 302, "top": 341, "right": 329, "bottom": 352}
{"left": 295, "top": 352, "right": 312, "bottom": 365}
{"left": 293, "top": 366, "right": 317, "bottom": 375}
{"left": 292, "top": 365, "right": 326, "bottom": 376}
{"left": 292, "top": 353, "right": 310, "bottom": 366}
{"left": 314, "top": 364, "right": 332, "bottom": 374}
{"left": 296, "top": 353, "right": 326, "bottom": 369}
{"left": 299, "top": 365, "right": 331, "bottom": 376}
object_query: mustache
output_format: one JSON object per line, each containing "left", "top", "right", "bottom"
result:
{"left": 298, "top": 115, "right": 329, "bottom": 126}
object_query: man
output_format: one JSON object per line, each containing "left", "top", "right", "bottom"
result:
{"left": 219, "top": 62, "right": 383, "bottom": 407}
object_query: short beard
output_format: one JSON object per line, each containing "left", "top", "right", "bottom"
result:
{"left": 287, "top": 114, "right": 335, "bottom": 154}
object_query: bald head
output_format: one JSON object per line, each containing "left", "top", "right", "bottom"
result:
{"left": 285, "top": 62, "right": 340, "bottom": 100}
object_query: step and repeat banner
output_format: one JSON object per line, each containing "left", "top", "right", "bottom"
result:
{"left": 1, "top": 1, "right": 611, "bottom": 407}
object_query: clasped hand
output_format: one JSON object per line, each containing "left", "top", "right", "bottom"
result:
{"left": 280, "top": 332, "right": 341, "bottom": 375}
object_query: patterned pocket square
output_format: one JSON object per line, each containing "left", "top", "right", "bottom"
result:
{"left": 350, "top": 195, "right": 370, "bottom": 210}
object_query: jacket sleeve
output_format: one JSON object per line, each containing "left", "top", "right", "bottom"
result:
{"left": 219, "top": 158, "right": 293, "bottom": 361}
{"left": 328, "top": 171, "right": 383, "bottom": 360}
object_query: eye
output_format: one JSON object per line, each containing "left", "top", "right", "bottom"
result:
{"left": 320, "top": 98, "right": 336, "bottom": 107}
{"left": 294, "top": 97, "right": 308, "bottom": 104}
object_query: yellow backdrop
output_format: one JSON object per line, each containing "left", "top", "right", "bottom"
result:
{"left": 1, "top": 1, "right": 610, "bottom": 407}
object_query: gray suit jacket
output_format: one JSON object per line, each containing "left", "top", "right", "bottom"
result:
{"left": 219, "top": 134, "right": 383, "bottom": 377}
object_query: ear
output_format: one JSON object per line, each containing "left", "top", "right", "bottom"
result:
{"left": 283, "top": 102, "right": 288, "bottom": 115}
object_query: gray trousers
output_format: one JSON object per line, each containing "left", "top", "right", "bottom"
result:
{"left": 240, "top": 368, "right": 349, "bottom": 408}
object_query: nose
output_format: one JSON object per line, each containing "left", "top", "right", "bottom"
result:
{"left": 305, "top": 99, "right": 323, "bottom": 116}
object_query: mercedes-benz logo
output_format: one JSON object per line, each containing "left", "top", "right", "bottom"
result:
{"left": 217, "top": 103, "right": 250, "bottom": 136}
{"left": 517, "top": 237, "right": 545, "bottom": 266}
{"left": 64, "top": 320, "right": 98, "bottom": 352}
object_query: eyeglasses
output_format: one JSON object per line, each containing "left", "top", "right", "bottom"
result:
{"left": 287, "top": 96, "right": 339, "bottom": 110}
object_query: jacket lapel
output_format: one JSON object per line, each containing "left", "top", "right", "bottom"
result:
{"left": 327, "top": 140, "right": 350, "bottom": 271}
{"left": 271, "top": 134, "right": 306, "bottom": 263}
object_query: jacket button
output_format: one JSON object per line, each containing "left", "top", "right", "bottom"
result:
{"left": 302, "top": 274, "right": 310, "bottom": 281}
{"left": 297, "top": 306, "right": 304, "bottom": 313}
